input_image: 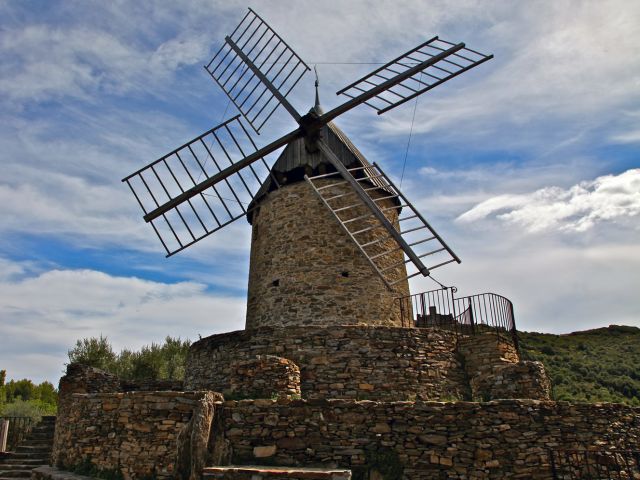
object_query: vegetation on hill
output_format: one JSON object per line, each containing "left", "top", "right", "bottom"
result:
{"left": 0, "top": 370, "right": 58, "bottom": 417}
{"left": 68, "top": 335, "right": 191, "bottom": 381}
{"left": 519, "top": 325, "right": 640, "bottom": 405}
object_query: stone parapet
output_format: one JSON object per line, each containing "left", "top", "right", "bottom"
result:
{"left": 229, "top": 355, "right": 301, "bottom": 400}
{"left": 186, "top": 326, "right": 468, "bottom": 401}
{"left": 457, "top": 333, "right": 519, "bottom": 377}
{"left": 469, "top": 360, "right": 552, "bottom": 401}
{"left": 222, "top": 398, "right": 640, "bottom": 479}
{"left": 457, "top": 334, "right": 551, "bottom": 400}
{"left": 52, "top": 391, "right": 223, "bottom": 480}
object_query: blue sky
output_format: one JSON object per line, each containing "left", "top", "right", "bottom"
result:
{"left": 1, "top": 0, "right": 639, "bottom": 384}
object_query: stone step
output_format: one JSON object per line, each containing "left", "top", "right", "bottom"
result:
{"left": 0, "top": 470, "right": 32, "bottom": 478}
{"left": 14, "top": 447, "right": 50, "bottom": 453}
{"left": 6, "top": 456, "right": 49, "bottom": 463}
{"left": 7, "top": 452, "right": 49, "bottom": 459}
{"left": 1, "top": 459, "right": 46, "bottom": 466}
{"left": 0, "top": 465, "right": 43, "bottom": 471}
{"left": 203, "top": 466, "right": 351, "bottom": 480}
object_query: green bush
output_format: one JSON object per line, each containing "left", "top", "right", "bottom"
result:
{"left": 520, "top": 325, "right": 640, "bottom": 405}
{"left": 67, "top": 336, "right": 191, "bottom": 381}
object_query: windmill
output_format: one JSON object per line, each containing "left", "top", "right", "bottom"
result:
{"left": 122, "top": 8, "right": 493, "bottom": 329}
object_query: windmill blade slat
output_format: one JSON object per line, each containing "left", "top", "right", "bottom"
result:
{"left": 334, "top": 37, "right": 493, "bottom": 116}
{"left": 205, "top": 8, "right": 310, "bottom": 133}
{"left": 122, "top": 116, "right": 290, "bottom": 256}
{"left": 305, "top": 143, "right": 460, "bottom": 288}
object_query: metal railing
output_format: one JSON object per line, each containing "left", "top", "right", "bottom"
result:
{"left": 0, "top": 416, "right": 37, "bottom": 452}
{"left": 397, "top": 288, "right": 518, "bottom": 349}
{"left": 549, "top": 449, "right": 640, "bottom": 479}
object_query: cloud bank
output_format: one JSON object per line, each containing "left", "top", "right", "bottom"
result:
{"left": 457, "top": 169, "right": 640, "bottom": 233}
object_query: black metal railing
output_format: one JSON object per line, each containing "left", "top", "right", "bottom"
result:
{"left": 398, "top": 288, "right": 518, "bottom": 349}
{"left": 0, "top": 416, "right": 37, "bottom": 452}
{"left": 549, "top": 449, "right": 640, "bottom": 479}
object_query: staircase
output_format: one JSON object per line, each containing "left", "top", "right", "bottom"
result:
{"left": 0, "top": 416, "right": 55, "bottom": 480}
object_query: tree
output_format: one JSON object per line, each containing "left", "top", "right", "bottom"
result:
{"left": 68, "top": 335, "right": 117, "bottom": 372}
{"left": 66, "top": 336, "right": 191, "bottom": 381}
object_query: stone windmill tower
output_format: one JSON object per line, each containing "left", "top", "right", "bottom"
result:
{"left": 122, "top": 8, "right": 493, "bottom": 330}
{"left": 245, "top": 94, "right": 411, "bottom": 329}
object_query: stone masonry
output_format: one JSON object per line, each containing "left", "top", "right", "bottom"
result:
{"left": 185, "top": 326, "right": 469, "bottom": 401}
{"left": 222, "top": 398, "right": 640, "bottom": 479}
{"left": 228, "top": 355, "right": 301, "bottom": 400}
{"left": 457, "top": 334, "right": 551, "bottom": 400}
{"left": 246, "top": 180, "right": 410, "bottom": 330}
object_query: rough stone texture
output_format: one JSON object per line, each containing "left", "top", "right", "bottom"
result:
{"left": 53, "top": 363, "right": 121, "bottom": 465}
{"left": 203, "top": 466, "right": 351, "bottom": 480}
{"left": 471, "top": 361, "right": 552, "bottom": 401}
{"left": 228, "top": 355, "right": 301, "bottom": 400}
{"left": 185, "top": 326, "right": 469, "bottom": 401}
{"left": 222, "top": 398, "right": 640, "bottom": 479}
{"left": 57, "top": 363, "right": 120, "bottom": 397}
{"left": 52, "top": 391, "right": 223, "bottom": 480}
{"left": 457, "top": 334, "right": 551, "bottom": 400}
{"left": 246, "top": 180, "right": 411, "bottom": 330}
{"left": 457, "top": 334, "right": 520, "bottom": 376}
{"left": 176, "top": 392, "right": 220, "bottom": 480}
{"left": 120, "top": 379, "right": 184, "bottom": 392}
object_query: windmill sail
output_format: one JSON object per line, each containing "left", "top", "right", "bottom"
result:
{"left": 335, "top": 37, "right": 493, "bottom": 116}
{"left": 122, "top": 116, "right": 281, "bottom": 256}
{"left": 205, "top": 8, "right": 310, "bottom": 133}
{"left": 305, "top": 142, "right": 460, "bottom": 288}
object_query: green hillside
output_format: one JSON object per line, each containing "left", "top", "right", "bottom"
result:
{"left": 519, "top": 325, "right": 640, "bottom": 405}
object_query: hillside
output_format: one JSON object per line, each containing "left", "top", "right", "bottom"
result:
{"left": 519, "top": 325, "right": 640, "bottom": 405}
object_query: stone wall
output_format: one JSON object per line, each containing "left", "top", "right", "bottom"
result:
{"left": 472, "top": 361, "right": 551, "bottom": 401}
{"left": 52, "top": 391, "right": 222, "bottom": 480}
{"left": 228, "top": 355, "right": 301, "bottom": 400}
{"left": 222, "top": 398, "right": 640, "bottom": 479}
{"left": 246, "top": 180, "right": 410, "bottom": 330}
{"left": 185, "top": 326, "right": 469, "bottom": 401}
{"left": 457, "top": 334, "right": 551, "bottom": 401}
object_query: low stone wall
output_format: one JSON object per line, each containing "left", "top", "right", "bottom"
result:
{"left": 457, "top": 334, "right": 551, "bottom": 400}
{"left": 52, "top": 390, "right": 223, "bottom": 480}
{"left": 229, "top": 355, "right": 301, "bottom": 400}
{"left": 186, "top": 326, "right": 469, "bottom": 401}
{"left": 470, "top": 360, "right": 551, "bottom": 401}
{"left": 222, "top": 398, "right": 640, "bottom": 479}
{"left": 457, "top": 334, "right": 519, "bottom": 376}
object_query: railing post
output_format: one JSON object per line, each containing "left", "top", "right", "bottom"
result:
{"left": 509, "top": 302, "right": 519, "bottom": 353}
{"left": 0, "top": 419, "right": 9, "bottom": 453}
{"left": 468, "top": 299, "right": 475, "bottom": 334}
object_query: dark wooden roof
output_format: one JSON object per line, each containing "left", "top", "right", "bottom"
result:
{"left": 247, "top": 120, "right": 397, "bottom": 223}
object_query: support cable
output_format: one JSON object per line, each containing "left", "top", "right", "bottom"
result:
{"left": 399, "top": 72, "right": 422, "bottom": 188}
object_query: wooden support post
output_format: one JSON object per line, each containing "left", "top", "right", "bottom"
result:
{"left": 0, "top": 419, "right": 9, "bottom": 452}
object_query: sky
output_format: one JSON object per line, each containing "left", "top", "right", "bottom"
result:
{"left": 1, "top": 0, "right": 639, "bottom": 385}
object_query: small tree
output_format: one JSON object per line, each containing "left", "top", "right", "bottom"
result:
{"left": 68, "top": 335, "right": 117, "bottom": 372}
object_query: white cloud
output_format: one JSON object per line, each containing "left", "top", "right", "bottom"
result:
{"left": 457, "top": 168, "right": 640, "bottom": 232}
{"left": 410, "top": 240, "right": 640, "bottom": 334}
{"left": 0, "top": 23, "right": 211, "bottom": 103}
{"left": 0, "top": 259, "right": 245, "bottom": 384}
